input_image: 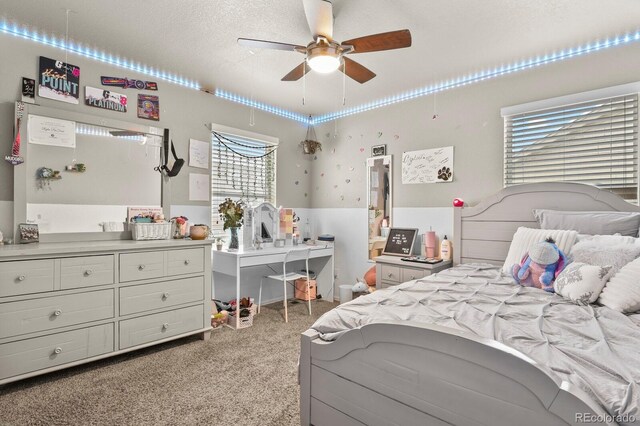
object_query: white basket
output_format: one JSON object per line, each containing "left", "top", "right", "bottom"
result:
{"left": 227, "top": 304, "right": 256, "bottom": 329}
{"left": 131, "top": 222, "right": 171, "bottom": 240}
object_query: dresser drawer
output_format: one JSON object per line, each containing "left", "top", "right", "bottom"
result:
{"left": 0, "top": 323, "right": 113, "bottom": 380}
{"left": 167, "top": 248, "right": 204, "bottom": 276}
{"left": 0, "top": 259, "right": 55, "bottom": 298}
{"left": 0, "top": 289, "right": 114, "bottom": 339}
{"left": 401, "top": 267, "right": 426, "bottom": 282}
{"left": 119, "top": 277, "right": 204, "bottom": 316}
{"left": 61, "top": 255, "right": 115, "bottom": 290}
{"left": 119, "top": 305, "right": 204, "bottom": 349}
{"left": 119, "top": 251, "right": 164, "bottom": 282}
{"left": 380, "top": 264, "right": 401, "bottom": 283}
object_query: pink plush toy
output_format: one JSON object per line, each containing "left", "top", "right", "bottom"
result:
{"left": 512, "top": 237, "right": 567, "bottom": 293}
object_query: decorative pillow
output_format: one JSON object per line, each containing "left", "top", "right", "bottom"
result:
{"left": 502, "top": 227, "right": 578, "bottom": 273}
{"left": 554, "top": 262, "right": 613, "bottom": 305}
{"left": 569, "top": 240, "right": 640, "bottom": 275}
{"left": 577, "top": 234, "right": 636, "bottom": 245}
{"left": 599, "top": 257, "right": 640, "bottom": 313}
{"left": 533, "top": 209, "right": 640, "bottom": 237}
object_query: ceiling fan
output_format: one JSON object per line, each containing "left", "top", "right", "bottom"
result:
{"left": 237, "top": 0, "right": 412, "bottom": 84}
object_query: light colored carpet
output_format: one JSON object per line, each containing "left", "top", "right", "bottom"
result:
{"left": 0, "top": 300, "right": 337, "bottom": 426}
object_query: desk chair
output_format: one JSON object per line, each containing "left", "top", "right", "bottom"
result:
{"left": 258, "top": 248, "right": 312, "bottom": 323}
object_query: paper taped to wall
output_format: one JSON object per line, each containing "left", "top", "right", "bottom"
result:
{"left": 401, "top": 146, "right": 453, "bottom": 184}
{"left": 189, "top": 173, "right": 210, "bottom": 201}
{"left": 28, "top": 114, "right": 76, "bottom": 148}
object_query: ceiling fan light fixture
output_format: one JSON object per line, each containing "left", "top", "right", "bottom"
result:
{"left": 307, "top": 54, "right": 341, "bottom": 73}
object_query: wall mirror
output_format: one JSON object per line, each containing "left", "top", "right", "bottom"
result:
{"left": 367, "top": 155, "right": 392, "bottom": 260}
{"left": 13, "top": 103, "right": 165, "bottom": 242}
{"left": 252, "top": 202, "right": 278, "bottom": 244}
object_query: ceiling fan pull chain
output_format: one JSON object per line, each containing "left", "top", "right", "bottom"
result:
{"left": 302, "top": 63, "right": 307, "bottom": 106}
{"left": 342, "top": 60, "right": 347, "bottom": 106}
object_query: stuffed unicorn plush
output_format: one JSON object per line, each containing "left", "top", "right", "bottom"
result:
{"left": 512, "top": 237, "right": 567, "bottom": 292}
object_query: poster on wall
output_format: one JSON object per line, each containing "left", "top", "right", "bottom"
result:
{"left": 137, "top": 94, "right": 159, "bottom": 121}
{"left": 28, "top": 114, "right": 76, "bottom": 148}
{"left": 85, "top": 86, "right": 128, "bottom": 113}
{"left": 189, "top": 139, "right": 209, "bottom": 169}
{"left": 21, "top": 78, "right": 36, "bottom": 104}
{"left": 101, "top": 76, "right": 158, "bottom": 91}
{"left": 189, "top": 173, "right": 210, "bottom": 201}
{"left": 38, "top": 56, "right": 80, "bottom": 104}
{"left": 401, "top": 146, "right": 454, "bottom": 184}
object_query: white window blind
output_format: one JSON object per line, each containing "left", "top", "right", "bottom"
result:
{"left": 504, "top": 94, "right": 639, "bottom": 203}
{"left": 211, "top": 131, "right": 277, "bottom": 233}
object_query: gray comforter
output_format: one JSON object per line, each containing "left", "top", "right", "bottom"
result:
{"left": 311, "top": 264, "right": 640, "bottom": 422}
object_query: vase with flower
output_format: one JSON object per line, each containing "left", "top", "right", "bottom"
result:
{"left": 171, "top": 216, "right": 188, "bottom": 239}
{"left": 218, "top": 198, "right": 244, "bottom": 250}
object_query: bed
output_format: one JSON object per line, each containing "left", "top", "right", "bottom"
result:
{"left": 299, "top": 183, "right": 640, "bottom": 426}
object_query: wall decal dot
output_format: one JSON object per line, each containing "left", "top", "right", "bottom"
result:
{"left": 320, "top": 173, "right": 324, "bottom": 177}
{"left": 331, "top": 148, "right": 336, "bottom": 154}
{"left": 345, "top": 179, "right": 351, "bottom": 184}
{"left": 340, "top": 195, "right": 345, "bottom": 201}
{"left": 360, "top": 134, "right": 364, "bottom": 138}
{"left": 348, "top": 135, "right": 352, "bottom": 140}
{"left": 356, "top": 197, "right": 361, "bottom": 202}
{"left": 394, "top": 135, "right": 399, "bottom": 140}
{"left": 325, "top": 132, "right": 330, "bottom": 138}
{"left": 304, "top": 193, "right": 308, "bottom": 197}
{"left": 314, "top": 155, "right": 317, "bottom": 160}
{"left": 349, "top": 166, "right": 355, "bottom": 171}
{"left": 296, "top": 164, "right": 301, "bottom": 168}
{"left": 377, "top": 132, "right": 383, "bottom": 138}
{"left": 333, "top": 185, "right": 338, "bottom": 189}
{"left": 336, "top": 164, "right": 341, "bottom": 170}
{"left": 359, "top": 147, "right": 365, "bottom": 153}
{"left": 295, "top": 180, "right": 299, "bottom": 185}
{"left": 304, "top": 169, "right": 308, "bottom": 174}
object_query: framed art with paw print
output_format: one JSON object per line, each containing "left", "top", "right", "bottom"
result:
{"left": 401, "top": 146, "right": 454, "bottom": 184}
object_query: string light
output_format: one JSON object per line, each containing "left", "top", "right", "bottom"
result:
{"left": 2, "top": 16, "right": 639, "bottom": 126}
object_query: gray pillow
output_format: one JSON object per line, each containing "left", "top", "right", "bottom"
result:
{"left": 533, "top": 209, "right": 640, "bottom": 237}
{"left": 570, "top": 240, "right": 640, "bottom": 275}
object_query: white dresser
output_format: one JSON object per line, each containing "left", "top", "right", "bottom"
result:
{"left": 0, "top": 239, "right": 212, "bottom": 384}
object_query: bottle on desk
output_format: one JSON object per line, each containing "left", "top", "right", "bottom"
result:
{"left": 440, "top": 235, "right": 452, "bottom": 261}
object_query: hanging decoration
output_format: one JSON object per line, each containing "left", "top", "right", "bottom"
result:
{"left": 211, "top": 130, "right": 278, "bottom": 202}
{"left": 100, "top": 76, "right": 158, "bottom": 91}
{"left": 300, "top": 116, "right": 322, "bottom": 155}
{"left": 85, "top": 86, "right": 127, "bottom": 112}
{"left": 137, "top": 94, "right": 160, "bottom": 121}
{"left": 5, "top": 102, "right": 24, "bottom": 165}
{"left": 38, "top": 56, "right": 80, "bottom": 104}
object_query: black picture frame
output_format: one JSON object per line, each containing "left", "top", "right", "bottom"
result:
{"left": 371, "top": 144, "right": 386, "bottom": 157}
{"left": 382, "top": 227, "right": 418, "bottom": 256}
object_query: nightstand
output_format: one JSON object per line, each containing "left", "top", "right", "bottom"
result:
{"left": 374, "top": 255, "right": 452, "bottom": 289}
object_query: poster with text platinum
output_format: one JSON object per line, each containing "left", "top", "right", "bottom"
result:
{"left": 402, "top": 146, "right": 454, "bottom": 184}
{"left": 85, "top": 86, "right": 127, "bottom": 113}
{"left": 38, "top": 56, "right": 80, "bottom": 104}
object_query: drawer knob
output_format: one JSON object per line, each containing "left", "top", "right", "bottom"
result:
{"left": 387, "top": 273, "right": 393, "bottom": 278}
{"left": 84, "top": 269, "right": 93, "bottom": 276}
{"left": 17, "top": 275, "right": 26, "bottom": 282}
{"left": 184, "top": 260, "right": 190, "bottom": 265}
{"left": 53, "top": 347, "right": 63, "bottom": 355}
{"left": 53, "top": 309, "right": 62, "bottom": 317}
{"left": 410, "top": 276, "right": 416, "bottom": 280}
{"left": 138, "top": 264, "right": 146, "bottom": 271}
{"left": 162, "top": 292, "right": 170, "bottom": 300}
{"left": 162, "top": 323, "right": 169, "bottom": 330}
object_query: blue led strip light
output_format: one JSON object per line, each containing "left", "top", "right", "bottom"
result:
{"left": 0, "top": 18, "right": 307, "bottom": 123}
{"left": 311, "top": 30, "right": 640, "bottom": 124}
{"left": 0, "top": 19, "right": 201, "bottom": 90}
{"left": 215, "top": 89, "right": 309, "bottom": 123}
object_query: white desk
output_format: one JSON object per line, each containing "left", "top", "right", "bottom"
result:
{"left": 212, "top": 244, "right": 334, "bottom": 329}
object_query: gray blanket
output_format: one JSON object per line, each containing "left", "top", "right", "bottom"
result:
{"left": 311, "top": 264, "right": 640, "bottom": 422}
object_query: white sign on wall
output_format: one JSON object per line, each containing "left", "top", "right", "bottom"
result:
{"left": 401, "top": 146, "right": 454, "bottom": 184}
{"left": 28, "top": 114, "right": 76, "bottom": 148}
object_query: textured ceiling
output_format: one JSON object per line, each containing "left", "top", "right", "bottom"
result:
{"left": 1, "top": 0, "right": 639, "bottom": 115}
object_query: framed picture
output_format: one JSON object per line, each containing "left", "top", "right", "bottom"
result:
{"left": 18, "top": 223, "right": 39, "bottom": 244}
{"left": 372, "top": 144, "right": 386, "bottom": 157}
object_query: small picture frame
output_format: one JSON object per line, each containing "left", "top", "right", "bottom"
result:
{"left": 372, "top": 144, "right": 386, "bottom": 157}
{"left": 18, "top": 223, "right": 39, "bottom": 244}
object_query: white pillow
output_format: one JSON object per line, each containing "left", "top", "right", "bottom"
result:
{"left": 599, "top": 257, "right": 640, "bottom": 313}
{"left": 570, "top": 240, "right": 640, "bottom": 275}
{"left": 554, "top": 262, "right": 613, "bottom": 305}
{"left": 503, "top": 227, "right": 578, "bottom": 273}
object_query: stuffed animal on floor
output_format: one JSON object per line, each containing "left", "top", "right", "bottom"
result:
{"left": 512, "top": 237, "right": 567, "bottom": 292}
{"left": 352, "top": 279, "right": 370, "bottom": 293}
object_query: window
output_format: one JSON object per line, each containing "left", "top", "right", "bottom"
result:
{"left": 210, "top": 125, "right": 277, "bottom": 233}
{"left": 503, "top": 93, "right": 639, "bottom": 203}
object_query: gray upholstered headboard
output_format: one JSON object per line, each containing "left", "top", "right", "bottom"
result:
{"left": 453, "top": 182, "right": 640, "bottom": 265}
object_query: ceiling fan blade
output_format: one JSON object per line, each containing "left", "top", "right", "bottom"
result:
{"left": 303, "top": 0, "right": 334, "bottom": 40}
{"left": 342, "top": 29, "right": 412, "bottom": 54}
{"left": 340, "top": 57, "right": 376, "bottom": 84}
{"left": 282, "top": 62, "right": 310, "bottom": 81}
{"left": 238, "top": 38, "right": 305, "bottom": 52}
